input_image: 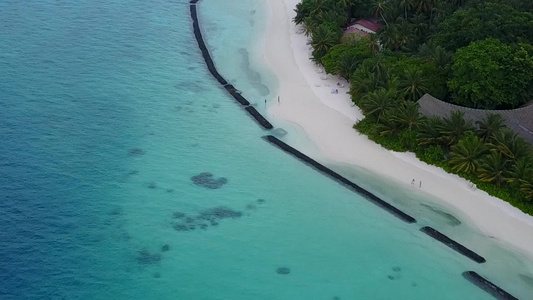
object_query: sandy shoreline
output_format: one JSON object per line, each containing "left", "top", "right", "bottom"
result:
{"left": 263, "top": 0, "right": 533, "bottom": 259}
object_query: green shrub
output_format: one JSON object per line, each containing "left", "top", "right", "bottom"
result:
{"left": 416, "top": 145, "right": 446, "bottom": 166}
{"left": 398, "top": 129, "right": 418, "bottom": 150}
{"left": 354, "top": 119, "right": 409, "bottom": 152}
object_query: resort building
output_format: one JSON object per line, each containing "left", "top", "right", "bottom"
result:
{"left": 342, "top": 18, "right": 382, "bottom": 39}
{"left": 418, "top": 94, "right": 533, "bottom": 144}
{"left": 345, "top": 19, "right": 382, "bottom": 34}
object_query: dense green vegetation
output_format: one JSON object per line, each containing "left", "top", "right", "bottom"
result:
{"left": 294, "top": 0, "right": 533, "bottom": 213}
{"left": 295, "top": 0, "right": 533, "bottom": 108}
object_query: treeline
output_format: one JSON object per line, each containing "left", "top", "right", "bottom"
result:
{"left": 295, "top": 0, "right": 533, "bottom": 108}
{"left": 294, "top": 0, "right": 533, "bottom": 212}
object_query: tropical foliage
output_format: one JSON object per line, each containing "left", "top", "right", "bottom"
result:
{"left": 476, "top": 114, "right": 505, "bottom": 142}
{"left": 449, "top": 133, "right": 487, "bottom": 174}
{"left": 448, "top": 39, "right": 533, "bottom": 109}
{"left": 296, "top": 0, "right": 533, "bottom": 212}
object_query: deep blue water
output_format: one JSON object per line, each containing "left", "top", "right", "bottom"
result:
{"left": 1, "top": 0, "right": 532, "bottom": 299}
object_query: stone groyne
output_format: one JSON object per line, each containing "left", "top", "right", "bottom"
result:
{"left": 263, "top": 135, "right": 417, "bottom": 224}
{"left": 189, "top": 0, "right": 272, "bottom": 129}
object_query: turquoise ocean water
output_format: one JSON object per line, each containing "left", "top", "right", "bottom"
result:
{"left": 1, "top": 0, "right": 532, "bottom": 299}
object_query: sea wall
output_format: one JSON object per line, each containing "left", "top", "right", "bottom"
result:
{"left": 189, "top": 0, "right": 272, "bottom": 129}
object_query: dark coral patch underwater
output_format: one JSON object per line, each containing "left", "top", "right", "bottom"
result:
{"left": 136, "top": 249, "right": 162, "bottom": 265}
{"left": 171, "top": 206, "right": 243, "bottom": 232}
{"left": 128, "top": 148, "right": 145, "bottom": 157}
{"left": 191, "top": 172, "right": 228, "bottom": 189}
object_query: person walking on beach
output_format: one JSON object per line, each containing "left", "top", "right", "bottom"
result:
{"left": 419, "top": 180, "right": 422, "bottom": 188}
{"left": 411, "top": 179, "right": 415, "bottom": 186}
{"left": 278, "top": 96, "right": 280, "bottom": 105}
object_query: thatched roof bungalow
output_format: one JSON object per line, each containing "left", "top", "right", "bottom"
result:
{"left": 418, "top": 94, "right": 533, "bottom": 144}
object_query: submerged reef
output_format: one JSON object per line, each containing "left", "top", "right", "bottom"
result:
{"left": 173, "top": 224, "right": 190, "bottom": 232}
{"left": 136, "top": 249, "right": 162, "bottom": 265}
{"left": 172, "top": 212, "right": 186, "bottom": 219}
{"left": 387, "top": 266, "right": 402, "bottom": 280}
{"left": 170, "top": 199, "right": 264, "bottom": 233}
{"left": 197, "top": 206, "right": 242, "bottom": 220}
{"left": 191, "top": 172, "right": 228, "bottom": 189}
{"left": 119, "top": 170, "right": 139, "bottom": 182}
{"left": 109, "top": 206, "right": 123, "bottom": 216}
{"left": 276, "top": 267, "right": 290, "bottom": 275}
{"left": 128, "top": 148, "right": 145, "bottom": 157}
{"left": 171, "top": 206, "right": 243, "bottom": 233}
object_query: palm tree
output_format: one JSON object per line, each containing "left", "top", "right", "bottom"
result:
{"left": 360, "top": 88, "right": 398, "bottom": 123}
{"left": 391, "top": 101, "right": 424, "bottom": 130}
{"left": 507, "top": 157, "right": 532, "bottom": 186}
{"left": 438, "top": 111, "right": 474, "bottom": 146}
{"left": 380, "top": 24, "right": 404, "bottom": 51}
{"left": 311, "top": 24, "right": 340, "bottom": 61}
{"left": 301, "top": 17, "right": 319, "bottom": 36}
{"left": 368, "top": 57, "right": 391, "bottom": 84}
{"left": 371, "top": 0, "right": 390, "bottom": 25}
{"left": 520, "top": 178, "right": 533, "bottom": 202}
{"left": 427, "top": 0, "right": 440, "bottom": 21}
{"left": 351, "top": 62, "right": 377, "bottom": 94}
{"left": 451, "top": 0, "right": 466, "bottom": 9}
{"left": 430, "top": 5, "right": 447, "bottom": 25}
{"left": 367, "top": 34, "right": 381, "bottom": 55}
{"left": 377, "top": 112, "right": 404, "bottom": 136}
{"left": 337, "top": 0, "right": 356, "bottom": 11}
{"left": 317, "top": 9, "right": 348, "bottom": 27}
{"left": 383, "top": 74, "right": 400, "bottom": 92}
{"left": 449, "top": 133, "right": 488, "bottom": 174}
{"left": 475, "top": 113, "right": 506, "bottom": 142}
{"left": 418, "top": 43, "right": 450, "bottom": 67}
{"left": 336, "top": 52, "right": 360, "bottom": 79}
{"left": 490, "top": 128, "right": 532, "bottom": 163}
{"left": 414, "top": 0, "right": 432, "bottom": 14}
{"left": 417, "top": 117, "right": 443, "bottom": 146}
{"left": 309, "top": 0, "right": 332, "bottom": 17}
{"left": 430, "top": 45, "right": 452, "bottom": 69}
{"left": 350, "top": 72, "right": 380, "bottom": 102}
{"left": 384, "top": 4, "right": 404, "bottom": 23}
{"left": 398, "top": 0, "right": 414, "bottom": 19}
{"left": 398, "top": 21, "right": 415, "bottom": 51}
{"left": 417, "top": 43, "right": 432, "bottom": 59}
{"left": 410, "top": 14, "right": 429, "bottom": 42}
{"left": 293, "top": 2, "right": 308, "bottom": 25}
{"left": 399, "top": 67, "right": 429, "bottom": 101}
{"left": 478, "top": 152, "right": 509, "bottom": 187}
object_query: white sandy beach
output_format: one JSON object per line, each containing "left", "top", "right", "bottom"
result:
{"left": 263, "top": 0, "right": 533, "bottom": 259}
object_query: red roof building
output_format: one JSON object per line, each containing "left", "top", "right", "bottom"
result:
{"left": 345, "top": 19, "right": 382, "bottom": 34}
{"left": 343, "top": 27, "right": 369, "bottom": 38}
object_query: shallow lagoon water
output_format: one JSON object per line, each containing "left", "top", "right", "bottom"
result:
{"left": 0, "top": 0, "right": 532, "bottom": 299}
